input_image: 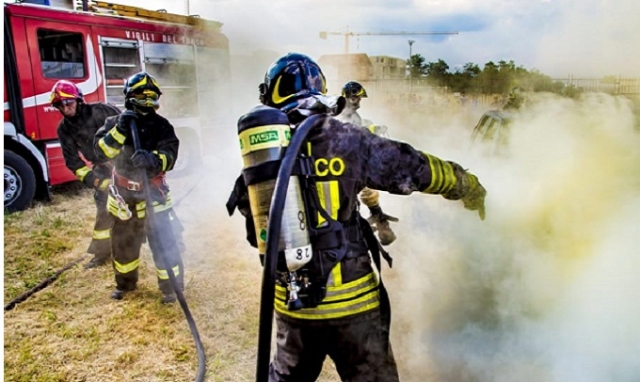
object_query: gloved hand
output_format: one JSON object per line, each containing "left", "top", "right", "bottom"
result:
{"left": 116, "top": 109, "right": 138, "bottom": 136}
{"left": 461, "top": 173, "right": 487, "bottom": 220}
{"left": 130, "top": 149, "right": 160, "bottom": 171}
{"left": 367, "top": 205, "right": 399, "bottom": 245}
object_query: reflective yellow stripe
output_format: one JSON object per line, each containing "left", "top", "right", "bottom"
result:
{"left": 114, "top": 258, "right": 139, "bottom": 274}
{"left": 156, "top": 265, "right": 180, "bottom": 280}
{"left": 109, "top": 126, "right": 126, "bottom": 145}
{"left": 316, "top": 180, "right": 340, "bottom": 226}
{"left": 275, "top": 288, "right": 380, "bottom": 320}
{"left": 75, "top": 166, "right": 91, "bottom": 182}
{"left": 329, "top": 262, "right": 342, "bottom": 287}
{"left": 367, "top": 125, "right": 376, "bottom": 133}
{"left": 153, "top": 150, "right": 167, "bottom": 171}
{"left": 98, "top": 137, "right": 120, "bottom": 158}
{"left": 136, "top": 192, "right": 173, "bottom": 218}
{"left": 93, "top": 228, "right": 110, "bottom": 240}
{"left": 274, "top": 271, "right": 380, "bottom": 319}
{"left": 422, "top": 153, "right": 457, "bottom": 194}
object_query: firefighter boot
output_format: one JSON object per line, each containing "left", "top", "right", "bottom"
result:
{"left": 160, "top": 277, "right": 184, "bottom": 304}
{"left": 110, "top": 284, "right": 136, "bottom": 300}
{"left": 84, "top": 254, "right": 110, "bottom": 269}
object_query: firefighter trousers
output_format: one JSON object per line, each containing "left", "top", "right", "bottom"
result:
{"left": 111, "top": 208, "right": 184, "bottom": 295}
{"left": 269, "top": 307, "right": 399, "bottom": 382}
{"left": 86, "top": 189, "right": 113, "bottom": 260}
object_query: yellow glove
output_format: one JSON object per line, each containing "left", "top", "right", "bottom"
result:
{"left": 460, "top": 173, "right": 486, "bottom": 220}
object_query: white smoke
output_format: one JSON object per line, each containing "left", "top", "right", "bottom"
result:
{"left": 384, "top": 92, "right": 640, "bottom": 381}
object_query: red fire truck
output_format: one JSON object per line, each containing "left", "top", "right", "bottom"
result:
{"left": 4, "top": 1, "right": 230, "bottom": 212}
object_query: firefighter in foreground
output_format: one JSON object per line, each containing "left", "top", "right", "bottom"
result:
{"left": 229, "top": 53, "right": 487, "bottom": 381}
{"left": 94, "top": 71, "right": 184, "bottom": 303}
{"left": 337, "top": 81, "right": 398, "bottom": 245}
{"left": 50, "top": 80, "right": 120, "bottom": 269}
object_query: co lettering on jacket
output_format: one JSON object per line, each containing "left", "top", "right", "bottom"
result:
{"left": 314, "top": 157, "right": 345, "bottom": 177}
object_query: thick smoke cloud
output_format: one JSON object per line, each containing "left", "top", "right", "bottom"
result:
{"left": 385, "top": 93, "right": 640, "bottom": 381}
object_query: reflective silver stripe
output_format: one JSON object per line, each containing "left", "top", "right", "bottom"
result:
{"left": 114, "top": 259, "right": 140, "bottom": 274}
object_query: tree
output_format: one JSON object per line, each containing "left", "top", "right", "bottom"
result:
{"left": 425, "top": 59, "right": 450, "bottom": 86}
{"left": 406, "top": 54, "right": 427, "bottom": 79}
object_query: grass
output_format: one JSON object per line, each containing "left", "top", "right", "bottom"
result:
{"left": 3, "top": 176, "right": 344, "bottom": 382}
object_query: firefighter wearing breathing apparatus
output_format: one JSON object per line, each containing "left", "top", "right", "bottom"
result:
{"left": 94, "top": 71, "right": 184, "bottom": 304}
{"left": 337, "top": 81, "right": 398, "bottom": 246}
{"left": 227, "top": 53, "right": 487, "bottom": 382}
{"left": 51, "top": 80, "right": 120, "bottom": 269}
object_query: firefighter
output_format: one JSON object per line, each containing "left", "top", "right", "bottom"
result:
{"left": 337, "top": 80, "right": 398, "bottom": 245}
{"left": 230, "top": 53, "right": 487, "bottom": 381}
{"left": 94, "top": 71, "right": 184, "bottom": 304}
{"left": 50, "top": 80, "right": 120, "bottom": 269}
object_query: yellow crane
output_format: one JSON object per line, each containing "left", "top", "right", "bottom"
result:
{"left": 319, "top": 27, "right": 459, "bottom": 55}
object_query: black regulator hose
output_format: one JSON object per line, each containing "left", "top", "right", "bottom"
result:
{"left": 130, "top": 120, "right": 206, "bottom": 382}
{"left": 256, "top": 114, "right": 325, "bottom": 382}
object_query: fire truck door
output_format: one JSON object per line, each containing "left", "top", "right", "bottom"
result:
{"left": 24, "top": 20, "right": 101, "bottom": 141}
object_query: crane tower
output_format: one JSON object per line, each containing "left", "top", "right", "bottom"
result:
{"left": 319, "top": 27, "right": 459, "bottom": 55}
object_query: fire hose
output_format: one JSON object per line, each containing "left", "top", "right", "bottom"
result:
{"left": 130, "top": 120, "right": 206, "bottom": 382}
{"left": 4, "top": 254, "right": 89, "bottom": 312}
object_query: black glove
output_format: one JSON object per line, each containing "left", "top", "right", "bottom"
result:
{"left": 367, "top": 205, "right": 399, "bottom": 225}
{"left": 130, "top": 149, "right": 160, "bottom": 171}
{"left": 367, "top": 205, "right": 399, "bottom": 246}
{"left": 116, "top": 110, "right": 137, "bottom": 136}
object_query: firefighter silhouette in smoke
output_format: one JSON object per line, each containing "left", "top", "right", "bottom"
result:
{"left": 50, "top": 80, "right": 120, "bottom": 269}
{"left": 94, "top": 72, "right": 184, "bottom": 303}
{"left": 228, "top": 53, "right": 487, "bottom": 381}
{"left": 337, "top": 80, "right": 398, "bottom": 246}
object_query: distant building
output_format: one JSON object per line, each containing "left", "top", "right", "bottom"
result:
{"left": 317, "top": 53, "right": 374, "bottom": 84}
{"left": 369, "top": 55, "right": 407, "bottom": 80}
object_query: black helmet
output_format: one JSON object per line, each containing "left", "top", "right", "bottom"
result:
{"left": 342, "top": 81, "right": 367, "bottom": 98}
{"left": 259, "top": 53, "right": 327, "bottom": 111}
{"left": 123, "top": 71, "right": 162, "bottom": 110}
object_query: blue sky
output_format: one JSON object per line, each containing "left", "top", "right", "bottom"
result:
{"left": 11, "top": 0, "right": 640, "bottom": 77}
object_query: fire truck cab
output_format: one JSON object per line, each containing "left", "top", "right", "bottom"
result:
{"left": 4, "top": 1, "right": 230, "bottom": 212}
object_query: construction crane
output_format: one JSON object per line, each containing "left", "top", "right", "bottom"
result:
{"left": 319, "top": 27, "right": 459, "bottom": 55}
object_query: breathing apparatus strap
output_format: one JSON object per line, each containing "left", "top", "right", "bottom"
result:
{"left": 357, "top": 212, "right": 393, "bottom": 328}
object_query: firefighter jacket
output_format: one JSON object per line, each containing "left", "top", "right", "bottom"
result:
{"left": 94, "top": 111, "right": 179, "bottom": 181}
{"left": 57, "top": 102, "right": 120, "bottom": 188}
{"left": 234, "top": 112, "right": 483, "bottom": 321}
{"left": 94, "top": 110, "right": 179, "bottom": 218}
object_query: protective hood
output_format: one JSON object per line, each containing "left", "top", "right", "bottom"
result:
{"left": 286, "top": 94, "right": 345, "bottom": 123}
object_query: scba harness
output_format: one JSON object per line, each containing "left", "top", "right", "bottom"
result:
{"left": 227, "top": 105, "right": 392, "bottom": 315}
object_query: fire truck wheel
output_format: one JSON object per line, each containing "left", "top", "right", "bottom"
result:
{"left": 172, "top": 134, "right": 201, "bottom": 176}
{"left": 4, "top": 150, "right": 36, "bottom": 213}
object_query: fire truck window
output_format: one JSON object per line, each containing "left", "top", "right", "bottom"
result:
{"left": 146, "top": 63, "right": 198, "bottom": 118}
{"left": 37, "top": 29, "right": 86, "bottom": 78}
